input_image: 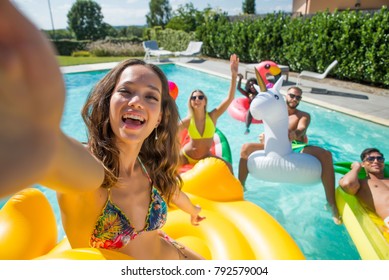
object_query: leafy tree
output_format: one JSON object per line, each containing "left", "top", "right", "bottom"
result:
{"left": 116, "top": 26, "right": 145, "bottom": 40}
{"left": 102, "top": 23, "right": 118, "bottom": 38}
{"left": 146, "top": 0, "right": 172, "bottom": 28}
{"left": 44, "top": 29, "right": 74, "bottom": 40}
{"left": 67, "top": 0, "right": 108, "bottom": 40}
{"left": 125, "top": 26, "right": 145, "bottom": 38}
{"left": 166, "top": 3, "right": 204, "bottom": 32}
{"left": 242, "top": 0, "right": 256, "bottom": 14}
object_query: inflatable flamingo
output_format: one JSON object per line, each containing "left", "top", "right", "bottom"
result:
{"left": 228, "top": 61, "right": 281, "bottom": 124}
{"left": 247, "top": 69, "right": 322, "bottom": 184}
{"left": 255, "top": 60, "right": 281, "bottom": 88}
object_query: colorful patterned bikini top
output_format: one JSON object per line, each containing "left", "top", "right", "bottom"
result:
{"left": 90, "top": 158, "right": 167, "bottom": 249}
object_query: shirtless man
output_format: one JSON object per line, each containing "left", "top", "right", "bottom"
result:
{"left": 339, "top": 148, "right": 389, "bottom": 231}
{"left": 238, "top": 86, "right": 341, "bottom": 224}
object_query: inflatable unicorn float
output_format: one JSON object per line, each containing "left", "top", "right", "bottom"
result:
{"left": 247, "top": 67, "right": 322, "bottom": 184}
{"left": 228, "top": 60, "right": 281, "bottom": 124}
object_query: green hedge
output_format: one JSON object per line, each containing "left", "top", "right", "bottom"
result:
{"left": 144, "top": 27, "right": 197, "bottom": 52}
{"left": 196, "top": 7, "right": 389, "bottom": 88}
{"left": 51, "top": 39, "right": 91, "bottom": 56}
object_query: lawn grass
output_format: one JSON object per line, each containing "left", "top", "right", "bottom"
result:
{"left": 57, "top": 56, "right": 142, "bottom": 67}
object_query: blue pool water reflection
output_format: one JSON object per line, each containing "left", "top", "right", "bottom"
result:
{"left": 2, "top": 63, "right": 389, "bottom": 260}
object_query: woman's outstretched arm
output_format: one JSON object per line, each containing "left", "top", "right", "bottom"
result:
{"left": 211, "top": 54, "right": 239, "bottom": 119}
{"left": 0, "top": 1, "right": 104, "bottom": 197}
{"left": 171, "top": 190, "right": 205, "bottom": 226}
{"left": 237, "top": 73, "right": 249, "bottom": 98}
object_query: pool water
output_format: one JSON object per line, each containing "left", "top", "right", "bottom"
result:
{"left": 2, "top": 64, "right": 389, "bottom": 260}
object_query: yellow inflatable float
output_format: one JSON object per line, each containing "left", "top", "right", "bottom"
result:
{"left": 0, "top": 157, "right": 304, "bottom": 260}
{"left": 336, "top": 187, "right": 389, "bottom": 260}
{"left": 335, "top": 162, "right": 389, "bottom": 260}
{"left": 0, "top": 188, "right": 57, "bottom": 260}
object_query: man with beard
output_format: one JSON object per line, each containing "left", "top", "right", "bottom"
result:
{"left": 238, "top": 86, "right": 341, "bottom": 224}
{"left": 339, "top": 148, "right": 389, "bottom": 231}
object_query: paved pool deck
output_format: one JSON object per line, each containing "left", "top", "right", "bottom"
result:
{"left": 61, "top": 57, "right": 389, "bottom": 127}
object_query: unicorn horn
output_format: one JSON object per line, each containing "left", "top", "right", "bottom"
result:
{"left": 255, "top": 66, "right": 267, "bottom": 92}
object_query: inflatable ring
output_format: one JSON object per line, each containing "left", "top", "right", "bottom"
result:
{"left": 229, "top": 60, "right": 281, "bottom": 124}
{"left": 179, "top": 127, "right": 232, "bottom": 173}
{"left": 228, "top": 97, "right": 263, "bottom": 124}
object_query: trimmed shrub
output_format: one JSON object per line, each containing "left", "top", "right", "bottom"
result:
{"left": 52, "top": 39, "right": 90, "bottom": 56}
{"left": 71, "top": 50, "right": 91, "bottom": 57}
{"left": 87, "top": 41, "right": 144, "bottom": 57}
{"left": 143, "top": 27, "right": 197, "bottom": 52}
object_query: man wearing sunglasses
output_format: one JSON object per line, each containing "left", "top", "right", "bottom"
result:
{"left": 239, "top": 86, "right": 342, "bottom": 224}
{"left": 339, "top": 148, "right": 389, "bottom": 231}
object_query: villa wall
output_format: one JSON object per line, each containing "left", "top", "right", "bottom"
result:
{"left": 292, "top": 0, "right": 387, "bottom": 15}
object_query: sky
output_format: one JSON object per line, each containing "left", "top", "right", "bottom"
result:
{"left": 12, "top": 0, "right": 293, "bottom": 30}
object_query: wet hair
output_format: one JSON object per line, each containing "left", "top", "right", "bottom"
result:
{"left": 287, "top": 86, "right": 303, "bottom": 95}
{"left": 245, "top": 78, "right": 258, "bottom": 92}
{"left": 360, "top": 148, "right": 383, "bottom": 161}
{"left": 81, "top": 58, "right": 181, "bottom": 203}
{"left": 187, "top": 89, "right": 208, "bottom": 116}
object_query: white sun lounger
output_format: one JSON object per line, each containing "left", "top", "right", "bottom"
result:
{"left": 297, "top": 60, "right": 338, "bottom": 85}
{"left": 174, "top": 41, "right": 203, "bottom": 61}
{"left": 143, "top": 40, "right": 173, "bottom": 62}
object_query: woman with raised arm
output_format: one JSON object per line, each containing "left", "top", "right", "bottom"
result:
{"left": 236, "top": 74, "right": 258, "bottom": 134}
{"left": 179, "top": 54, "right": 239, "bottom": 173}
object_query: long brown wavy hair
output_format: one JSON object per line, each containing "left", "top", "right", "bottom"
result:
{"left": 81, "top": 59, "right": 182, "bottom": 203}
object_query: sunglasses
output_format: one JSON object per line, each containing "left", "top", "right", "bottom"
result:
{"left": 288, "top": 93, "right": 302, "bottom": 101}
{"left": 364, "top": 156, "right": 385, "bottom": 163}
{"left": 191, "top": 95, "right": 205, "bottom": 101}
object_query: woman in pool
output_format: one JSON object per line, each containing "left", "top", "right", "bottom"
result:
{"left": 236, "top": 74, "right": 258, "bottom": 134}
{"left": 179, "top": 54, "right": 239, "bottom": 172}
{"left": 0, "top": 2, "right": 204, "bottom": 260}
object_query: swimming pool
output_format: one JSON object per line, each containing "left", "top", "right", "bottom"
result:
{"left": 2, "top": 63, "right": 389, "bottom": 259}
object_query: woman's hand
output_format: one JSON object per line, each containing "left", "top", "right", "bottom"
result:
{"left": 0, "top": 1, "right": 65, "bottom": 196}
{"left": 190, "top": 205, "right": 206, "bottom": 226}
{"left": 230, "top": 54, "right": 239, "bottom": 76}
